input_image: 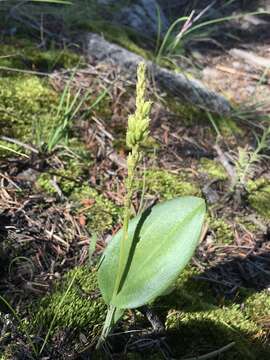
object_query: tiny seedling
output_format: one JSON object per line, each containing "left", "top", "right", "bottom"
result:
{"left": 234, "top": 127, "right": 270, "bottom": 187}
{"left": 97, "top": 62, "right": 206, "bottom": 347}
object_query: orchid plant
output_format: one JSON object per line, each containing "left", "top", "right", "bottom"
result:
{"left": 97, "top": 62, "right": 205, "bottom": 347}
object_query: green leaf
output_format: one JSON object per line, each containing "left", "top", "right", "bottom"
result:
{"left": 98, "top": 196, "right": 205, "bottom": 309}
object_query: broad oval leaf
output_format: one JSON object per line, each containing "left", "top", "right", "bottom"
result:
{"left": 98, "top": 196, "right": 205, "bottom": 309}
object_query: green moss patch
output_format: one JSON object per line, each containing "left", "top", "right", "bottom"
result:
{"left": 37, "top": 161, "right": 121, "bottom": 235}
{"left": 139, "top": 169, "right": 200, "bottom": 201}
{"left": 32, "top": 266, "right": 106, "bottom": 337}
{"left": 71, "top": 184, "right": 122, "bottom": 234}
{"left": 209, "top": 217, "right": 235, "bottom": 244}
{"left": 0, "top": 75, "right": 57, "bottom": 144}
{"left": 247, "top": 179, "right": 270, "bottom": 219}
{"left": 0, "top": 41, "right": 82, "bottom": 71}
{"left": 199, "top": 158, "right": 228, "bottom": 181}
{"left": 155, "top": 268, "right": 270, "bottom": 359}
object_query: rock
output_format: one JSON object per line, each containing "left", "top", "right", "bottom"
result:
{"left": 83, "top": 32, "right": 232, "bottom": 115}
{"left": 97, "top": 0, "right": 169, "bottom": 37}
{"left": 258, "top": 0, "right": 270, "bottom": 10}
{"left": 230, "top": 48, "right": 270, "bottom": 68}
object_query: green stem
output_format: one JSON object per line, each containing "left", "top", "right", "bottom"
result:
{"left": 96, "top": 305, "right": 116, "bottom": 349}
{"left": 98, "top": 151, "right": 138, "bottom": 347}
{"left": 112, "top": 155, "right": 137, "bottom": 300}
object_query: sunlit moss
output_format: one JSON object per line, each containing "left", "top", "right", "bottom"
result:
{"left": 32, "top": 267, "right": 106, "bottom": 336}
{"left": 138, "top": 169, "right": 201, "bottom": 201}
{"left": 218, "top": 117, "right": 243, "bottom": 137}
{"left": 71, "top": 184, "right": 122, "bottom": 234}
{"left": 76, "top": 19, "right": 152, "bottom": 59}
{"left": 199, "top": 158, "right": 228, "bottom": 181}
{"left": 247, "top": 179, "right": 270, "bottom": 219}
{"left": 0, "top": 75, "right": 57, "bottom": 140}
{"left": 164, "top": 97, "right": 204, "bottom": 125}
{"left": 160, "top": 268, "right": 270, "bottom": 359}
{"left": 209, "top": 217, "right": 234, "bottom": 244}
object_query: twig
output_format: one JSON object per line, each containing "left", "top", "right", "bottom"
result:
{"left": 0, "top": 66, "right": 49, "bottom": 77}
{"left": 216, "top": 65, "right": 270, "bottom": 84}
{"left": 139, "top": 306, "right": 165, "bottom": 335}
{"left": 213, "top": 144, "right": 236, "bottom": 183}
{"left": 0, "top": 136, "right": 39, "bottom": 154}
{"left": 179, "top": 342, "right": 235, "bottom": 360}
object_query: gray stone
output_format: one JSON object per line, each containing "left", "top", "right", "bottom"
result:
{"left": 84, "top": 33, "right": 231, "bottom": 115}
{"left": 97, "top": 0, "right": 169, "bottom": 38}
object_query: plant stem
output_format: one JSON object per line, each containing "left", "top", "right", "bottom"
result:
{"left": 112, "top": 149, "right": 139, "bottom": 300}
{"left": 96, "top": 304, "right": 116, "bottom": 349}
{"left": 97, "top": 62, "right": 151, "bottom": 347}
{"left": 97, "top": 151, "right": 138, "bottom": 349}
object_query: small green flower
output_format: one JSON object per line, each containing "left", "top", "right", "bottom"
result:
{"left": 126, "top": 62, "right": 152, "bottom": 149}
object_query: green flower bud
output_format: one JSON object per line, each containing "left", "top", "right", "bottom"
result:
{"left": 126, "top": 62, "right": 152, "bottom": 149}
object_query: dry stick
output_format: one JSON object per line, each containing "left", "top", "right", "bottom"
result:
{"left": 0, "top": 136, "right": 39, "bottom": 154}
{"left": 0, "top": 66, "right": 50, "bottom": 77}
{"left": 213, "top": 144, "right": 236, "bottom": 184}
{"left": 216, "top": 65, "right": 270, "bottom": 84}
{"left": 178, "top": 342, "right": 235, "bottom": 360}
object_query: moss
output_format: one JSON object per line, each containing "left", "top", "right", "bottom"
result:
{"left": 199, "top": 158, "right": 228, "bottom": 181}
{"left": 155, "top": 267, "right": 216, "bottom": 312}
{"left": 36, "top": 173, "right": 57, "bottom": 195}
{"left": 165, "top": 97, "right": 204, "bottom": 125}
{"left": 158, "top": 268, "right": 270, "bottom": 359}
{"left": 139, "top": 169, "right": 200, "bottom": 201}
{"left": 32, "top": 266, "right": 106, "bottom": 337}
{"left": 244, "top": 290, "right": 270, "bottom": 323}
{"left": 0, "top": 75, "right": 57, "bottom": 141}
{"left": 102, "top": 24, "right": 151, "bottom": 59}
{"left": 1, "top": 345, "right": 17, "bottom": 360}
{"left": 37, "top": 149, "right": 121, "bottom": 234}
{"left": 0, "top": 41, "right": 82, "bottom": 71}
{"left": 235, "top": 216, "right": 259, "bottom": 233}
{"left": 0, "top": 140, "right": 26, "bottom": 158}
{"left": 247, "top": 179, "right": 270, "bottom": 219}
{"left": 71, "top": 185, "right": 122, "bottom": 234}
{"left": 218, "top": 117, "right": 243, "bottom": 137}
{"left": 36, "top": 155, "right": 87, "bottom": 195}
{"left": 165, "top": 306, "right": 268, "bottom": 359}
{"left": 209, "top": 217, "right": 235, "bottom": 244}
